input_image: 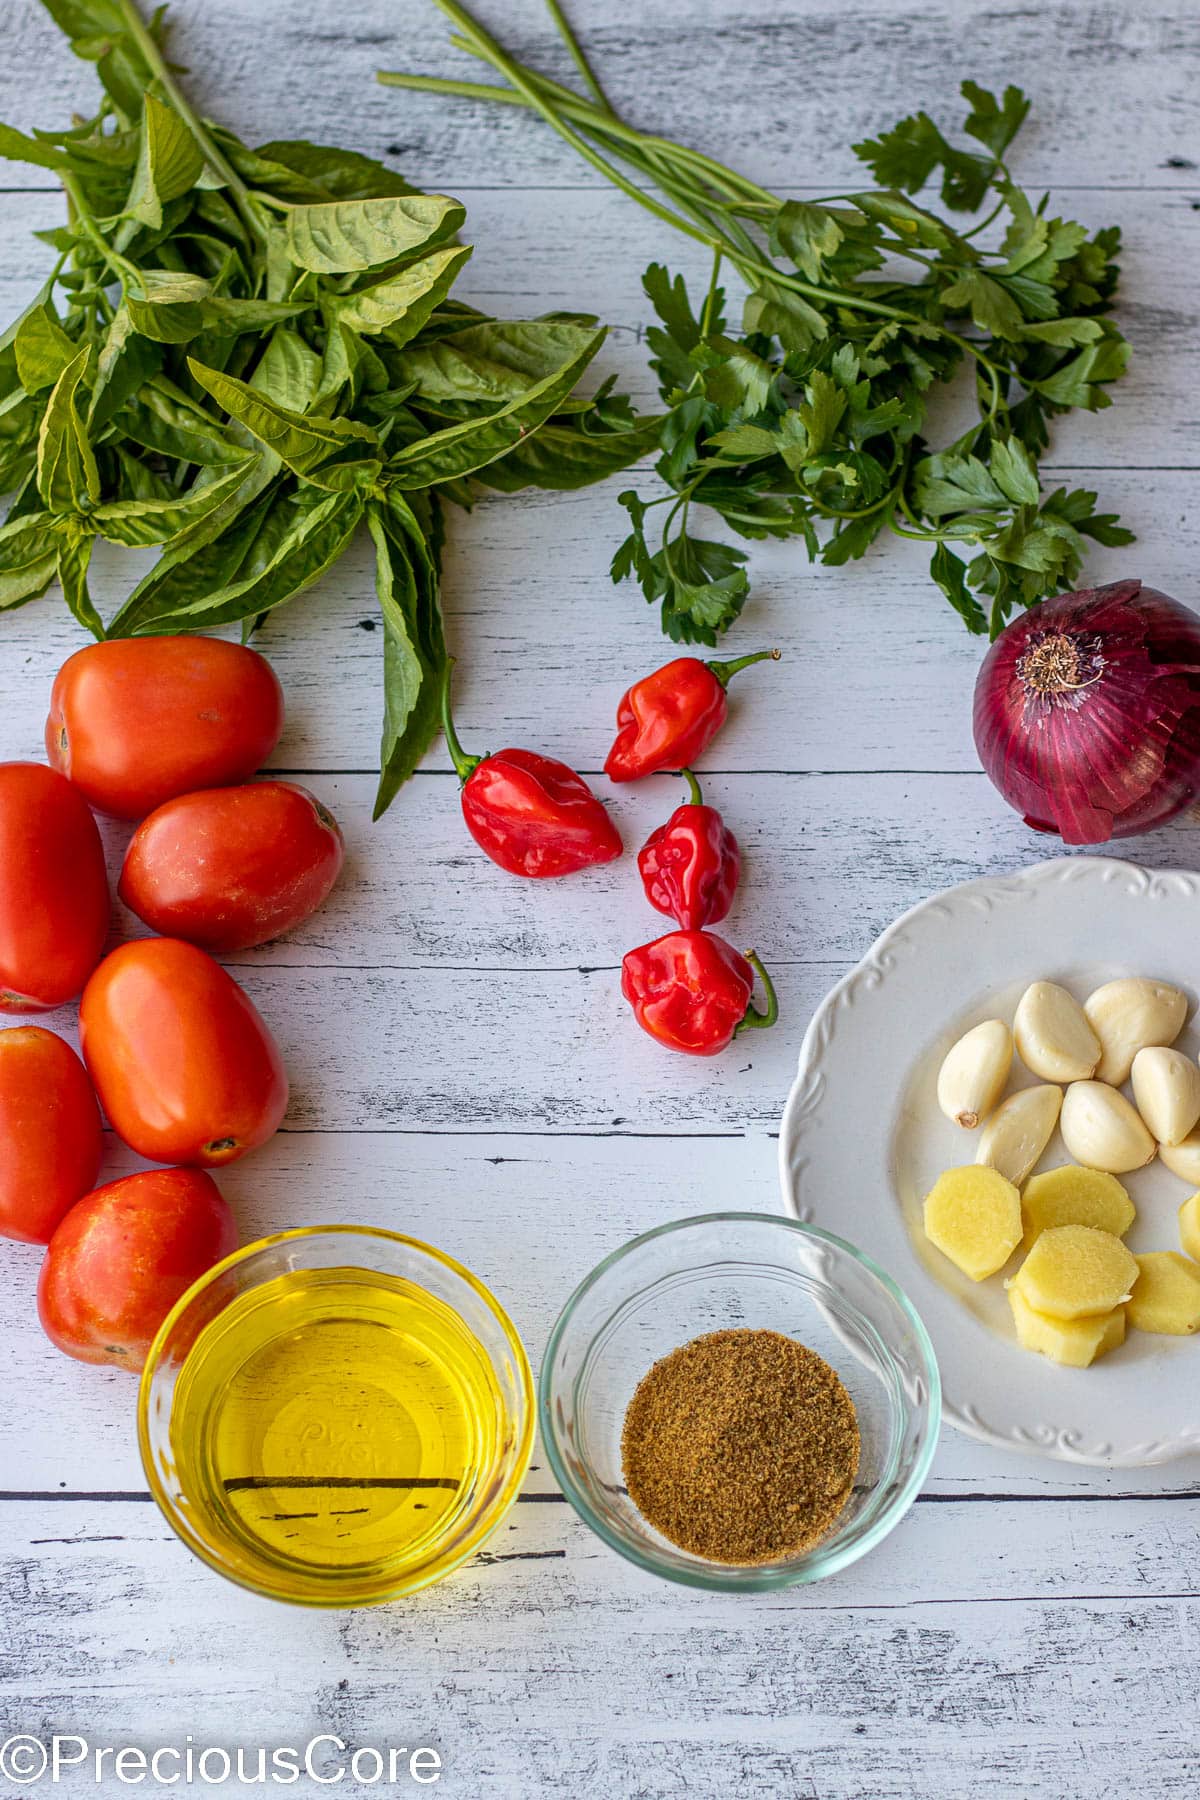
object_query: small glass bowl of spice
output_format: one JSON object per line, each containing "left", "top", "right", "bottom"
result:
{"left": 540, "top": 1212, "right": 939, "bottom": 1591}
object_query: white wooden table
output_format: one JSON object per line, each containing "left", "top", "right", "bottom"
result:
{"left": 1, "top": 3, "right": 1199, "bottom": 1794}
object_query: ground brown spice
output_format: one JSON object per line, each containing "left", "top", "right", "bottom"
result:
{"left": 621, "top": 1327, "right": 860, "bottom": 1564}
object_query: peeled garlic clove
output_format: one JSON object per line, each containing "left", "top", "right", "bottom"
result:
{"left": 1013, "top": 981, "right": 1101, "bottom": 1083}
{"left": 1083, "top": 978, "right": 1188, "bottom": 1087}
{"left": 1060, "top": 1080, "right": 1156, "bottom": 1174}
{"left": 1130, "top": 1046, "right": 1200, "bottom": 1146}
{"left": 977, "top": 1084, "right": 1063, "bottom": 1187}
{"left": 1160, "top": 1131, "right": 1200, "bottom": 1185}
{"left": 937, "top": 1018, "right": 1013, "bottom": 1129}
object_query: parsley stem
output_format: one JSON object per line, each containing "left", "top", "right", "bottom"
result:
{"left": 699, "top": 250, "right": 724, "bottom": 338}
{"left": 542, "top": 0, "right": 613, "bottom": 115}
{"left": 392, "top": 22, "right": 1024, "bottom": 402}
{"left": 380, "top": 77, "right": 773, "bottom": 207}
{"left": 428, "top": 0, "right": 722, "bottom": 253}
{"left": 958, "top": 196, "right": 1010, "bottom": 241}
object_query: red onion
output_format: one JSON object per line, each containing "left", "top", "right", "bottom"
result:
{"left": 974, "top": 580, "right": 1200, "bottom": 845}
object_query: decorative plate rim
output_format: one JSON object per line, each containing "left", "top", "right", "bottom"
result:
{"left": 777, "top": 854, "right": 1200, "bottom": 1467}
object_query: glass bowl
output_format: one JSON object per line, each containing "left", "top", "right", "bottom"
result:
{"left": 139, "top": 1225, "right": 534, "bottom": 1607}
{"left": 540, "top": 1212, "right": 939, "bottom": 1591}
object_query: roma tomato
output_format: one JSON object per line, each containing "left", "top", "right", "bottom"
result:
{"left": 0, "top": 1027, "right": 103, "bottom": 1243}
{"left": 46, "top": 636, "right": 284, "bottom": 819}
{"left": 38, "top": 1167, "right": 237, "bottom": 1370}
{"left": 0, "top": 762, "right": 109, "bottom": 1012}
{"left": 80, "top": 939, "right": 288, "bottom": 1166}
{"left": 119, "top": 781, "right": 345, "bottom": 952}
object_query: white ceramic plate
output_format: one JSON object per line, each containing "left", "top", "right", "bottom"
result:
{"left": 778, "top": 856, "right": 1200, "bottom": 1466}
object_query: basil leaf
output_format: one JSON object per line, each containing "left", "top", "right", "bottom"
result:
{"left": 138, "top": 487, "right": 364, "bottom": 632}
{"left": 119, "top": 94, "right": 205, "bottom": 239}
{"left": 0, "top": 121, "right": 73, "bottom": 171}
{"left": 118, "top": 376, "right": 246, "bottom": 466}
{"left": 368, "top": 503, "right": 446, "bottom": 818}
{"left": 14, "top": 305, "right": 78, "bottom": 393}
{"left": 254, "top": 139, "right": 419, "bottom": 201}
{"left": 285, "top": 195, "right": 465, "bottom": 274}
{"left": 188, "top": 358, "right": 380, "bottom": 489}
{"left": 125, "top": 272, "right": 213, "bottom": 343}
{"left": 110, "top": 459, "right": 278, "bottom": 634}
{"left": 332, "top": 244, "right": 471, "bottom": 343}
{"left": 477, "top": 412, "right": 660, "bottom": 492}
{"left": 250, "top": 329, "right": 322, "bottom": 412}
{"left": 109, "top": 442, "right": 175, "bottom": 502}
{"left": 380, "top": 488, "right": 444, "bottom": 661}
{"left": 316, "top": 324, "right": 391, "bottom": 407}
{"left": 92, "top": 456, "right": 256, "bottom": 546}
{"left": 89, "top": 305, "right": 162, "bottom": 428}
{"left": 50, "top": 3, "right": 160, "bottom": 123}
{"left": 55, "top": 521, "right": 104, "bottom": 639}
{"left": 396, "top": 318, "right": 603, "bottom": 403}
{"left": 203, "top": 296, "right": 314, "bottom": 338}
{"left": 385, "top": 326, "right": 605, "bottom": 488}
{"left": 128, "top": 272, "right": 307, "bottom": 344}
{"left": 0, "top": 510, "right": 59, "bottom": 610}
{"left": 36, "top": 348, "right": 100, "bottom": 515}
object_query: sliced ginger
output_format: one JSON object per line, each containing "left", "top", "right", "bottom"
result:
{"left": 1008, "top": 1286, "right": 1125, "bottom": 1368}
{"left": 1022, "top": 1165, "right": 1135, "bottom": 1245}
{"left": 1010, "top": 1224, "right": 1137, "bottom": 1321}
{"left": 1126, "top": 1252, "right": 1200, "bottom": 1336}
{"left": 923, "top": 1165, "right": 1022, "bottom": 1282}
{"left": 1179, "top": 1193, "right": 1200, "bottom": 1264}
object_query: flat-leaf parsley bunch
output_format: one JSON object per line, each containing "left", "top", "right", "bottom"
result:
{"left": 383, "top": 2, "right": 1133, "bottom": 642}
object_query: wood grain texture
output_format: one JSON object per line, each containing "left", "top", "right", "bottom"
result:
{"left": 2, "top": 1494, "right": 1200, "bottom": 1797}
{"left": 1, "top": 3, "right": 1200, "bottom": 1795}
{"left": 1, "top": 0, "right": 1198, "bottom": 192}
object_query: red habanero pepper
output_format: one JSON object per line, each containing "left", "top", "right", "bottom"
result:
{"left": 604, "top": 648, "right": 780, "bottom": 782}
{"left": 442, "top": 662, "right": 622, "bottom": 878}
{"left": 620, "top": 930, "right": 778, "bottom": 1057}
{"left": 638, "top": 770, "right": 740, "bottom": 930}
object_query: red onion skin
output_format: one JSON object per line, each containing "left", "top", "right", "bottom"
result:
{"left": 973, "top": 580, "right": 1200, "bottom": 845}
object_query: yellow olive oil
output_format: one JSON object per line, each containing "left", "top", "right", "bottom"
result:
{"left": 169, "top": 1266, "right": 505, "bottom": 1588}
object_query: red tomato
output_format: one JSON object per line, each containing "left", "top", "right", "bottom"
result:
{"left": 0, "top": 762, "right": 110, "bottom": 1012}
{"left": 80, "top": 939, "right": 288, "bottom": 1166}
{"left": 46, "top": 636, "right": 284, "bottom": 819}
{"left": 38, "top": 1167, "right": 237, "bottom": 1370}
{"left": 119, "top": 781, "right": 345, "bottom": 952}
{"left": 0, "top": 1027, "right": 103, "bottom": 1243}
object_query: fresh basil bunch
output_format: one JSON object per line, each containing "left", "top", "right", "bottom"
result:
{"left": 0, "top": 0, "right": 656, "bottom": 813}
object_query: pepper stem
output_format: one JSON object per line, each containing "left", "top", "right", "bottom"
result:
{"left": 440, "top": 658, "right": 484, "bottom": 783}
{"left": 706, "top": 647, "right": 781, "bottom": 689}
{"left": 735, "top": 952, "right": 779, "bottom": 1035}
{"left": 680, "top": 768, "right": 704, "bottom": 806}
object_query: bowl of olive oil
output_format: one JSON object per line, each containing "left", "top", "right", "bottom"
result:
{"left": 138, "top": 1226, "right": 534, "bottom": 1605}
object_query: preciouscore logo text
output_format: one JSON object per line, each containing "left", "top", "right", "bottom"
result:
{"left": 0, "top": 1734, "right": 442, "bottom": 1786}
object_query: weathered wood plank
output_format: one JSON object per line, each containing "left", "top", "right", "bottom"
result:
{"left": 2, "top": 0, "right": 1197, "bottom": 193}
{"left": 1, "top": 1498, "right": 1198, "bottom": 1798}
